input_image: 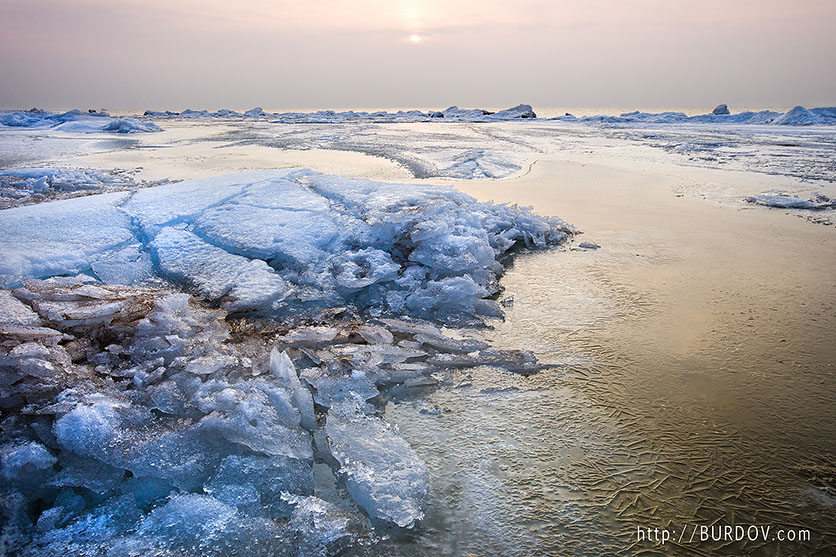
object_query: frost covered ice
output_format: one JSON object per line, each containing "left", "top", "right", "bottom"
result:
{"left": 0, "top": 168, "right": 573, "bottom": 322}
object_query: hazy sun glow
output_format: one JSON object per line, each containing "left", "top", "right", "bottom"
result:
{"left": 0, "top": 0, "right": 834, "bottom": 109}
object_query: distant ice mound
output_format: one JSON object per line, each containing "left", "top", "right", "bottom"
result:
{"left": 0, "top": 109, "right": 161, "bottom": 133}
{"left": 0, "top": 169, "right": 572, "bottom": 323}
{"left": 556, "top": 105, "right": 836, "bottom": 126}
{"left": 141, "top": 104, "right": 537, "bottom": 123}
{"left": 430, "top": 104, "right": 536, "bottom": 121}
{"left": 770, "top": 105, "right": 821, "bottom": 126}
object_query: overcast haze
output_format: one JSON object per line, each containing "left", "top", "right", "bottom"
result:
{"left": 1, "top": 0, "right": 834, "bottom": 111}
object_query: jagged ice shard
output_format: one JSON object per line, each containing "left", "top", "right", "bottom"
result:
{"left": 0, "top": 169, "right": 571, "bottom": 555}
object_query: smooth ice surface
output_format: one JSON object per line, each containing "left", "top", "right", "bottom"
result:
{"left": 0, "top": 169, "right": 571, "bottom": 321}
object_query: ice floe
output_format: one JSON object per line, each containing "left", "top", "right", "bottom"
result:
{"left": 325, "top": 396, "right": 430, "bottom": 527}
{"left": 0, "top": 169, "right": 572, "bottom": 322}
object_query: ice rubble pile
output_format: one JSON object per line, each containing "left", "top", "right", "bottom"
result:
{"left": 0, "top": 168, "right": 149, "bottom": 209}
{"left": 744, "top": 191, "right": 835, "bottom": 210}
{"left": 142, "top": 104, "right": 538, "bottom": 123}
{"left": 556, "top": 105, "right": 836, "bottom": 126}
{"left": 0, "top": 109, "right": 161, "bottom": 133}
{"left": 0, "top": 169, "right": 573, "bottom": 322}
{"left": 0, "top": 276, "right": 548, "bottom": 554}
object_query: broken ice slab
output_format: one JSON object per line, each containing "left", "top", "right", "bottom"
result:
{"left": 319, "top": 343, "right": 426, "bottom": 367}
{"left": 0, "top": 290, "right": 67, "bottom": 344}
{"left": 150, "top": 227, "right": 292, "bottom": 313}
{"left": 325, "top": 397, "right": 429, "bottom": 528}
{"left": 412, "top": 333, "right": 489, "bottom": 354}
{"left": 285, "top": 494, "right": 369, "bottom": 555}
{"left": 300, "top": 366, "right": 379, "bottom": 407}
{"left": 355, "top": 323, "right": 394, "bottom": 344}
{"left": 0, "top": 289, "right": 42, "bottom": 327}
{"left": 374, "top": 362, "right": 439, "bottom": 385}
{"left": 378, "top": 317, "right": 488, "bottom": 353}
{"left": 10, "top": 278, "right": 162, "bottom": 339}
{"left": 0, "top": 441, "right": 57, "bottom": 482}
{"left": 197, "top": 386, "right": 314, "bottom": 461}
{"left": 129, "top": 293, "right": 230, "bottom": 365}
{"left": 132, "top": 493, "right": 284, "bottom": 556}
{"left": 276, "top": 326, "right": 340, "bottom": 346}
{"left": 203, "top": 454, "right": 314, "bottom": 519}
{"left": 428, "top": 349, "right": 551, "bottom": 375}
{"left": 269, "top": 348, "right": 316, "bottom": 430}
{"left": 1, "top": 169, "right": 571, "bottom": 323}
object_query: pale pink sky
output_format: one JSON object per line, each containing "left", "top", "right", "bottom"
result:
{"left": 1, "top": 0, "right": 834, "bottom": 110}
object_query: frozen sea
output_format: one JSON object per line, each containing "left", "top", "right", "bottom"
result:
{"left": 0, "top": 105, "right": 835, "bottom": 556}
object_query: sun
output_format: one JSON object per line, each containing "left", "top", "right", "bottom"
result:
{"left": 408, "top": 34, "right": 423, "bottom": 44}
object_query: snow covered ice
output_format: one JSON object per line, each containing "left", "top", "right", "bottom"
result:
{"left": 0, "top": 109, "right": 161, "bottom": 133}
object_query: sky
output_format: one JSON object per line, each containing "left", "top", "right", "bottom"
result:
{"left": 1, "top": 0, "right": 834, "bottom": 111}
